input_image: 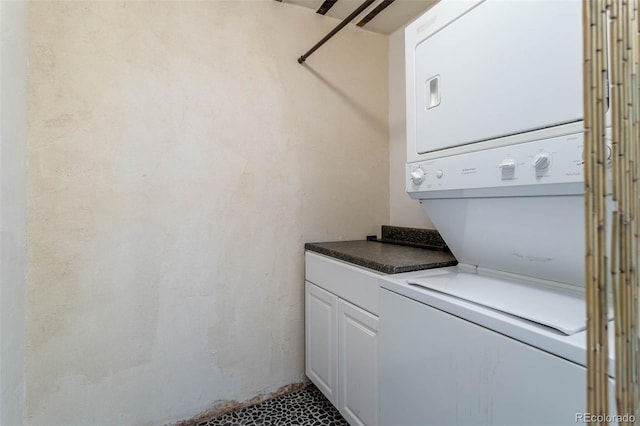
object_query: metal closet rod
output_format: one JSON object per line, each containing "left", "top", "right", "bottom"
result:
{"left": 298, "top": 0, "right": 376, "bottom": 64}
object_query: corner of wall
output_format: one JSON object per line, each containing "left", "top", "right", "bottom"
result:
{"left": 388, "top": 27, "right": 434, "bottom": 229}
{"left": 0, "top": 0, "right": 29, "bottom": 424}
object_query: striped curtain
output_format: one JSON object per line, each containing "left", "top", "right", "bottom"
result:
{"left": 583, "top": 1, "right": 639, "bottom": 424}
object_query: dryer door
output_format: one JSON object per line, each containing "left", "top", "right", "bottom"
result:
{"left": 414, "top": 0, "right": 583, "bottom": 154}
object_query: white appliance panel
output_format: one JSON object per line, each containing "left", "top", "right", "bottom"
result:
{"left": 413, "top": 0, "right": 583, "bottom": 154}
{"left": 423, "top": 195, "right": 585, "bottom": 286}
{"left": 407, "top": 132, "right": 585, "bottom": 197}
{"left": 379, "top": 287, "right": 616, "bottom": 426}
{"left": 379, "top": 269, "right": 617, "bottom": 373}
{"left": 406, "top": 270, "right": 588, "bottom": 335}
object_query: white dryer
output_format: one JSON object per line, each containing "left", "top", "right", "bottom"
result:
{"left": 380, "top": 0, "right": 618, "bottom": 424}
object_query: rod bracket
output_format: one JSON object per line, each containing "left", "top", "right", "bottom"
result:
{"left": 297, "top": 0, "right": 376, "bottom": 64}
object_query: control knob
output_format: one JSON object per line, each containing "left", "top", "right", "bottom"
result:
{"left": 581, "top": 145, "right": 613, "bottom": 163}
{"left": 410, "top": 167, "right": 425, "bottom": 185}
{"left": 499, "top": 157, "right": 516, "bottom": 179}
{"left": 532, "top": 152, "right": 552, "bottom": 171}
{"left": 499, "top": 158, "right": 516, "bottom": 170}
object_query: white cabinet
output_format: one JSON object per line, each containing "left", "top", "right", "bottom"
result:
{"left": 305, "top": 281, "right": 338, "bottom": 405}
{"left": 337, "top": 300, "right": 378, "bottom": 426}
{"left": 305, "top": 252, "right": 380, "bottom": 426}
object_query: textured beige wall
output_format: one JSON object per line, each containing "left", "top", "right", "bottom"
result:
{"left": 26, "top": 1, "right": 389, "bottom": 424}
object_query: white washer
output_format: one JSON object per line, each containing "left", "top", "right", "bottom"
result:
{"left": 378, "top": 267, "right": 615, "bottom": 426}
{"left": 382, "top": 134, "right": 617, "bottom": 423}
{"left": 381, "top": 0, "right": 619, "bottom": 424}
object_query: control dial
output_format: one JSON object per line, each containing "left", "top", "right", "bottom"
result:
{"left": 499, "top": 158, "right": 516, "bottom": 170}
{"left": 532, "top": 152, "right": 552, "bottom": 171}
{"left": 581, "top": 145, "right": 613, "bottom": 164}
{"left": 410, "top": 167, "right": 425, "bottom": 185}
{"left": 499, "top": 157, "right": 516, "bottom": 179}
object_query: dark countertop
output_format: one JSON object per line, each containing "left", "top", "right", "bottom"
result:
{"left": 305, "top": 240, "right": 457, "bottom": 274}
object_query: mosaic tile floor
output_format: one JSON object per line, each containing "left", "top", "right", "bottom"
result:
{"left": 195, "top": 385, "right": 348, "bottom": 426}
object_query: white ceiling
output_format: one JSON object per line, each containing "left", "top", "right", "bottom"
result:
{"left": 281, "top": 0, "right": 438, "bottom": 34}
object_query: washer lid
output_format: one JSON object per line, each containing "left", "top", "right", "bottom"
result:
{"left": 407, "top": 271, "right": 600, "bottom": 335}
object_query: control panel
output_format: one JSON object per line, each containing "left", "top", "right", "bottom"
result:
{"left": 406, "top": 132, "right": 606, "bottom": 197}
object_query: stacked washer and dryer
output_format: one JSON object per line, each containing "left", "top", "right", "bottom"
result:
{"left": 379, "top": 1, "right": 616, "bottom": 425}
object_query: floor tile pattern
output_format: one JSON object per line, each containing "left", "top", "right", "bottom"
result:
{"left": 196, "top": 385, "right": 348, "bottom": 426}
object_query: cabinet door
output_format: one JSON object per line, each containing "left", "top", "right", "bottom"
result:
{"left": 338, "top": 299, "right": 379, "bottom": 426}
{"left": 305, "top": 281, "right": 338, "bottom": 405}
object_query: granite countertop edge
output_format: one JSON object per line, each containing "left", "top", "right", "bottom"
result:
{"left": 305, "top": 243, "right": 458, "bottom": 274}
